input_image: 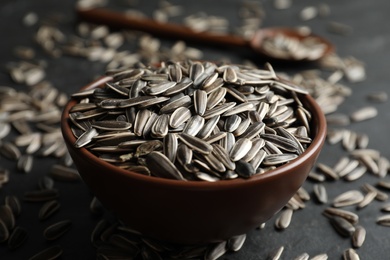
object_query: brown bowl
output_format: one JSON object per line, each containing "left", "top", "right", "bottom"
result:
{"left": 61, "top": 76, "right": 327, "bottom": 244}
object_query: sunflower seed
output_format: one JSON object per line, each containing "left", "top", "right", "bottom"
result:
{"left": 330, "top": 216, "right": 356, "bottom": 237}
{"left": 333, "top": 156, "right": 350, "bottom": 173}
{"left": 204, "top": 241, "right": 227, "bottom": 260}
{"left": 0, "top": 205, "right": 15, "bottom": 230}
{"left": 263, "top": 153, "right": 298, "bottom": 166}
{"left": 183, "top": 115, "right": 205, "bottom": 136}
{"left": 242, "top": 138, "right": 265, "bottom": 162}
{"left": 275, "top": 208, "right": 293, "bottom": 229}
{"left": 350, "top": 106, "right": 378, "bottom": 122}
{"left": 230, "top": 138, "right": 252, "bottom": 161}
{"left": 178, "top": 133, "right": 213, "bottom": 155}
{"left": 224, "top": 115, "right": 242, "bottom": 133}
{"left": 377, "top": 157, "right": 389, "bottom": 178}
{"left": 362, "top": 183, "right": 388, "bottom": 201}
{"left": 151, "top": 114, "right": 169, "bottom": 138}
{"left": 377, "top": 214, "right": 390, "bottom": 226}
{"left": 39, "top": 200, "right": 61, "bottom": 221}
{"left": 310, "top": 253, "right": 328, "bottom": 260}
{"left": 163, "top": 133, "right": 177, "bottom": 163}
{"left": 313, "top": 184, "right": 328, "bottom": 204}
{"left": 203, "top": 102, "right": 237, "bottom": 119}
{"left": 333, "top": 190, "right": 364, "bottom": 207}
{"left": 357, "top": 190, "right": 377, "bottom": 209}
{"left": 231, "top": 117, "right": 250, "bottom": 137}
{"left": 92, "top": 121, "right": 132, "bottom": 131}
{"left": 367, "top": 91, "right": 388, "bottom": 103}
{"left": 0, "top": 219, "right": 9, "bottom": 243}
{"left": 316, "top": 163, "right": 339, "bottom": 180}
{"left": 338, "top": 159, "right": 360, "bottom": 177}
{"left": 268, "top": 245, "right": 284, "bottom": 260}
{"left": 17, "top": 154, "right": 33, "bottom": 173}
{"left": 351, "top": 226, "right": 366, "bottom": 248}
{"left": 206, "top": 86, "right": 226, "bottom": 108}
{"left": 24, "top": 189, "right": 59, "bottom": 202}
{"left": 343, "top": 248, "right": 360, "bottom": 260}
{"left": 359, "top": 154, "right": 379, "bottom": 175}
{"left": 38, "top": 176, "right": 54, "bottom": 190}
{"left": 43, "top": 219, "right": 72, "bottom": 240}
{"left": 49, "top": 164, "right": 80, "bottom": 182}
{"left": 145, "top": 151, "right": 185, "bottom": 180}
{"left": 29, "top": 245, "right": 63, "bottom": 260}
{"left": 235, "top": 160, "right": 255, "bottom": 178}
{"left": 197, "top": 115, "right": 220, "bottom": 139}
{"left": 168, "top": 107, "right": 190, "bottom": 129}
{"left": 195, "top": 172, "right": 220, "bottom": 182}
{"left": 193, "top": 90, "right": 207, "bottom": 116}
{"left": 294, "top": 252, "right": 310, "bottom": 260}
{"left": 5, "top": 195, "right": 21, "bottom": 217}
{"left": 344, "top": 166, "right": 366, "bottom": 182}
{"left": 74, "top": 127, "right": 98, "bottom": 148}
{"left": 323, "top": 208, "right": 359, "bottom": 225}
{"left": 162, "top": 77, "right": 192, "bottom": 96}
{"left": 260, "top": 133, "right": 298, "bottom": 153}
{"left": 0, "top": 142, "right": 21, "bottom": 160}
{"left": 145, "top": 81, "right": 177, "bottom": 96}
{"left": 8, "top": 226, "right": 28, "bottom": 250}
{"left": 308, "top": 171, "right": 326, "bottom": 182}
{"left": 160, "top": 95, "right": 191, "bottom": 114}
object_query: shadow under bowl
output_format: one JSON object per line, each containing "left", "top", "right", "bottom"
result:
{"left": 61, "top": 76, "right": 327, "bottom": 244}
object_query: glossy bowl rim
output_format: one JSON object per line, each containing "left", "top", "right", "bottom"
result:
{"left": 61, "top": 76, "right": 327, "bottom": 190}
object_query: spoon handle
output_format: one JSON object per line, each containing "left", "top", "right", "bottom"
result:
{"left": 76, "top": 8, "right": 249, "bottom": 48}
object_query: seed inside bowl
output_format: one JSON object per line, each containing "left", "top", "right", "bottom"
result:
{"left": 68, "top": 60, "right": 313, "bottom": 181}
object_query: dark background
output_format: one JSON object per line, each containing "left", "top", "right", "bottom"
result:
{"left": 1, "top": 0, "right": 390, "bottom": 259}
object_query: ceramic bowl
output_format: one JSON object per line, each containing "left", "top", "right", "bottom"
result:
{"left": 61, "top": 76, "right": 326, "bottom": 244}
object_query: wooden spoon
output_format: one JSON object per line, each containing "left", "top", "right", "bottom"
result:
{"left": 76, "top": 7, "right": 334, "bottom": 62}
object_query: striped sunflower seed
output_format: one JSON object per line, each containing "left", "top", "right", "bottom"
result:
{"left": 43, "top": 219, "right": 72, "bottom": 240}
{"left": 275, "top": 208, "right": 293, "bottom": 229}
{"left": 351, "top": 225, "right": 366, "bottom": 248}
{"left": 377, "top": 214, "right": 390, "bottom": 227}
{"left": 313, "top": 184, "right": 328, "bottom": 204}
{"left": 330, "top": 216, "right": 356, "bottom": 237}
{"left": 145, "top": 151, "right": 185, "bottom": 180}
{"left": 333, "top": 190, "right": 364, "bottom": 208}
{"left": 343, "top": 248, "right": 360, "bottom": 260}
{"left": 28, "top": 245, "right": 63, "bottom": 260}
{"left": 226, "top": 234, "right": 246, "bottom": 252}
{"left": 323, "top": 207, "right": 359, "bottom": 225}
{"left": 230, "top": 138, "right": 252, "bottom": 161}
{"left": 39, "top": 200, "right": 61, "bottom": 221}
{"left": 169, "top": 107, "right": 191, "bottom": 129}
{"left": 7, "top": 226, "right": 28, "bottom": 250}
{"left": 0, "top": 205, "right": 15, "bottom": 231}
{"left": 204, "top": 241, "right": 227, "bottom": 260}
{"left": 350, "top": 106, "right": 378, "bottom": 122}
{"left": 0, "top": 219, "right": 9, "bottom": 243}
{"left": 178, "top": 133, "right": 213, "bottom": 155}
{"left": 23, "top": 189, "right": 59, "bottom": 202}
{"left": 49, "top": 164, "right": 80, "bottom": 182}
{"left": 5, "top": 195, "right": 21, "bottom": 217}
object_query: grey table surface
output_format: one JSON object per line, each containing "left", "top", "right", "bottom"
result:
{"left": 1, "top": 0, "right": 390, "bottom": 259}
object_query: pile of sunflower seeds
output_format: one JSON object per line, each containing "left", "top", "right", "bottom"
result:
{"left": 1, "top": 0, "right": 389, "bottom": 259}
{"left": 69, "top": 60, "right": 313, "bottom": 181}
